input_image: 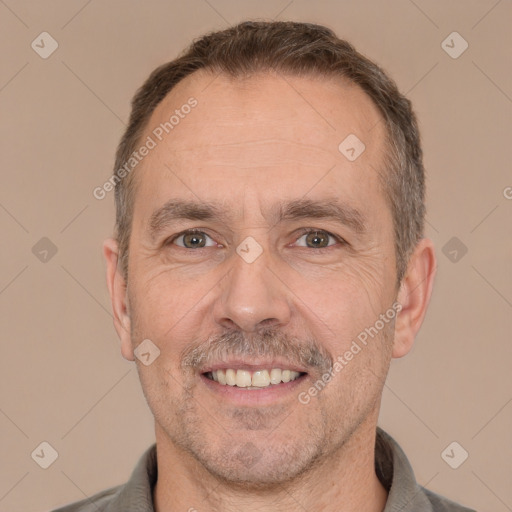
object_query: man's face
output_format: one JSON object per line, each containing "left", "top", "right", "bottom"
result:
{"left": 122, "top": 71, "right": 399, "bottom": 484}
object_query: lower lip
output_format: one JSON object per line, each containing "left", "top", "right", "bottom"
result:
{"left": 200, "top": 373, "right": 308, "bottom": 405}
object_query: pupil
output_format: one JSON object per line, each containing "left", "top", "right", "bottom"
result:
{"left": 308, "top": 231, "right": 327, "bottom": 248}
{"left": 185, "top": 233, "right": 205, "bottom": 247}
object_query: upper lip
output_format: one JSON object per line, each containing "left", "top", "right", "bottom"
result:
{"left": 200, "top": 359, "right": 308, "bottom": 374}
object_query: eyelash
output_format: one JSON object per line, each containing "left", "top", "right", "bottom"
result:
{"left": 167, "top": 228, "right": 346, "bottom": 252}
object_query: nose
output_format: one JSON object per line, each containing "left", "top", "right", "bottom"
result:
{"left": 213, "top": 247, "right": 292, "bottom": 333}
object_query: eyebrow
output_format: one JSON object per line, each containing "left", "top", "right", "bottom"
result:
{"left": 147, "top": 197, "right": 367, "bottom": 241}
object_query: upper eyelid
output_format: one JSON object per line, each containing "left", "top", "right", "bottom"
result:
{"left": 295, "top": 227, "right": 343, "bottom": 239}
{"left": 294, "top": 228, "right": 346, "bottom": 247}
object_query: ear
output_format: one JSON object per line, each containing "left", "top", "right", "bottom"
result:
{"left": 103, "top": 238, "right": 134, "bottom": 361}
{"left": 393, "top": 237, "right": 437, "bottom": 358}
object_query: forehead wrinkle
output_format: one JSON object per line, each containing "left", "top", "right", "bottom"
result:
{"left": 150, "top": 140, "right": 339, "bottom": 174}
{"left": 158, "top": 137, "right": 338, "bottom": 161}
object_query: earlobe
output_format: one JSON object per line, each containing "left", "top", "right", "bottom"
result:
{"left": 103, "top": 238, "right": 134, "bottom": 361}
{"left": 392, "top": 238, "right": 437, "bottom": 358}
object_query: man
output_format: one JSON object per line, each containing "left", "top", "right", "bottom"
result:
{"left": 55, "top": 21, "right": 475, "bottom": 512}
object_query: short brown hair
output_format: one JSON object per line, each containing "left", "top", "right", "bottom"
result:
{"left": 114, "top": 20, "right": 425, "bottom": 286}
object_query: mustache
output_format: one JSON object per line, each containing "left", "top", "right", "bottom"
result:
{"left": 181, "top": 327, "right": 333, "bottom": 375}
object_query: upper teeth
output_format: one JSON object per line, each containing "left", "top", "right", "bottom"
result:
{"left": 210, "top": 368, "right": 302, "bottom": 388}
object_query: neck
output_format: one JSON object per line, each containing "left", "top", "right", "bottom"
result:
{"left": 153, "top": 417, "right": 388, "bottom": 512}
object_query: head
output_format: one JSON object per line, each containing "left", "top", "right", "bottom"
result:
{"left": 114, "top": 21, "right": 426, "bottom": 288}
{"left": 104, "top": 21, "right": 435, "bottom": 487}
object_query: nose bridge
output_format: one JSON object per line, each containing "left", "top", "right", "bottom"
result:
{"left": 214, "top": 239, "right": 291, "bottom": 332}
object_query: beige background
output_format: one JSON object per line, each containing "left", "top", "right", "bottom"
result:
{"left": 1, "top": 1, "right": 511, "bottom": 511}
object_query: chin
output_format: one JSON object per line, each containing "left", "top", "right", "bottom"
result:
{"left": 190, "top": 437, "right": 324, "bottom": 488}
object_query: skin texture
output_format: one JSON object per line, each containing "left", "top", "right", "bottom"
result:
{"left": 104, "top": 70, "right": 436, "bottom": 512}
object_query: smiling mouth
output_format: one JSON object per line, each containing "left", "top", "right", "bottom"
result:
{"left": 203, "top": 368, "right": 307, "bottom": 389}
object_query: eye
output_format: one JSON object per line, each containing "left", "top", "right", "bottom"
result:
{"left": 171, "top": 229, "right": 217, "bottom": 249}
{"left": 294, "top": 229, "right": 343, "bottom": 249}
{"left": 167, "top": 228, "right": 344, "bottom": 251}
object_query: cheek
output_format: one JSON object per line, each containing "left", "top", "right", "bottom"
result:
{"left": 128, "top": 267, "right": 209, "bottom": 354}
{"left": 299, "top": 255, "right": 389, "bottom": 330}
{"left": 293, "top": 263, "right": 395, "bottom": 376}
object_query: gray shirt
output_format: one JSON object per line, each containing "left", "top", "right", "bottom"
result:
{"left": 51, "top": 428, "right": 476, "bottom": 511}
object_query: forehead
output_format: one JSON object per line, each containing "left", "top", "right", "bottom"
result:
{"left": 149, "top": 69, "right": 384, "bottom": 153}
{"left": 132, "top": 69, "right": 389, "bottom": 226}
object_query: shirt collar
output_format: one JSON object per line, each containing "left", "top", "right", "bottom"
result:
{"left": 376, "top": 427, "right": 435, "bottom": 511}
{"left": 104, "top": 442, "right": 157, "bottom": 511}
